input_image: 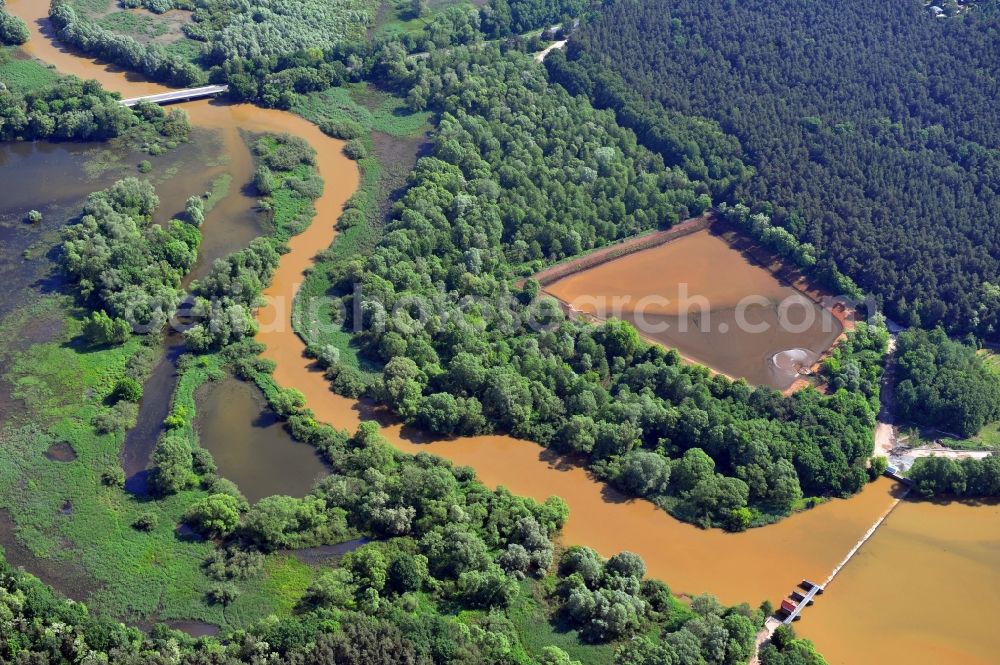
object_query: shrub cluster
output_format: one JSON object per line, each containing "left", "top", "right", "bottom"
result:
{"left": 62, "top": 178, "right": 201, "bottom": 335}
{"left": 0, "top": 0, "right": 29, "bottom": 45}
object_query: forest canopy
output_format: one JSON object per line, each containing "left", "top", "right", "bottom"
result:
{"left": 894, "top": 328, "right": 1000, "bottom": 437}
{"left": 309, "top": 46, "right": 885, "bottom": 530}
{"left": 562, "top": 0, "right": 1000, "bottom": 338}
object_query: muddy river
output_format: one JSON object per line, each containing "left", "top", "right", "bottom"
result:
{"left": 5, "top": 2, "right": 998, "bottom": 662}
{"left": 800, "top": 498, "right": 1000, "bottom": 664}
{"left": 544, "top": 229, "right": 843, "bottom": 390}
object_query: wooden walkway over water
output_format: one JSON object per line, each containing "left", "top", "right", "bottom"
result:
{"left": 119, "top": 85, "right": 228, "bottom": 107}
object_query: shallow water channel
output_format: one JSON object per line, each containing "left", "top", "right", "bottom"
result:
{"left": 0, "top": 131, "right": 225, "bottom": 319}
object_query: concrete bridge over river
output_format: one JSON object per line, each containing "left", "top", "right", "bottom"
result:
{"left": 119, "top": 85, "right": 229, "bottom": 107}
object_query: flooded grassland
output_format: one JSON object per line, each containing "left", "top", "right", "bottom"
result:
{"left": 0, "top": 3, "right": 331, "bottom": 626}
{"left": 0, "top": 130, "right": 228, "bottom": 319}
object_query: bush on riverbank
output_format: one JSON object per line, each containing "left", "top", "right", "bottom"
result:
{"left": 908, "top": 454, "right": 1000, "bottom": 498}
{"left": 0, "top": 0, "right": 29, "bottom": 45}
{"left": 50, "top": 0, "right": 204, "bottom": 87}
{"left": 183, "top": 133, "right": 319, "bottom": 352}
{"left": 760, "top": 625, "right": 828, "bottom": 665}
{"left": 0, "top": 75, "right": 137, "bottom": 141}
{"left": 183, "top": 237, "right": 279, "bottom": 351}
{"left": 554, "top": 546, "right": 760, "bottom": 653}
{"left": 0, "top": 61, "right": 192, "bottom": 143}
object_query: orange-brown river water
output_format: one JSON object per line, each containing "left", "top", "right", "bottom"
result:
{"left": 6, "top": 2, "right": 999, "bottom": 662}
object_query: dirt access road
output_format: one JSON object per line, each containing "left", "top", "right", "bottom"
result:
{"left": 534, "top": 39, "right": 567, "bottom": 62}
{"left": 873, "top": 323, "right": 994, "bottom": 470}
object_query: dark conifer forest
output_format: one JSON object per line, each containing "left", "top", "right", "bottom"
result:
{"left": 553, "top": 0, "right": 1000, "bottom": 337}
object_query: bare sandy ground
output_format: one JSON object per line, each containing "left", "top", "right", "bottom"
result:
{"left": 534, "top": 39, "right": 567, "bottom": 62}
